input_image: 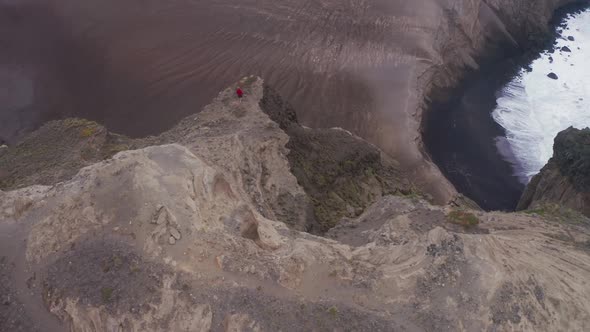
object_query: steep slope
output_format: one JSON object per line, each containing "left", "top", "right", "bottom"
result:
{"left": 259, "top": 84, "right": 413, "bottom": 231}
{"left": 0, "top": 77, "right": 411, "bottom": 232}
{"left": 1, "top": 79, "right": 590, "bottom": 331}
{"left": 1, "top": 0, "right": 580, "bottom": 203}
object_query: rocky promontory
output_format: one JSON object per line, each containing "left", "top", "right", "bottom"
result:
{"left": 0, "top": 77, "right": 412, "bottom": 233}
{"left": 2, "top": 78, "right": 590, "bottom": 331}
{"left": 518, "top": 126, "right": 590, "bottom": 216}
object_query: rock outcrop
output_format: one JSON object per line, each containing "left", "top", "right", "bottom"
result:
{"left": 0, "top": 119, "right": 131, "bottom": 190}
{"left": 518, "top": 127, "right": 590, "bottom": 216}
{"left": 0, "top": 77, "right": 412, "bottom": 233}
{"left": 2, "top": 79, "right": 590, "bottom": 331}
{"left": 259, "top": 84, "right": 413, "bottom": 231}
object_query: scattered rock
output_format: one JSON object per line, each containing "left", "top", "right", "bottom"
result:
{"left": 547, "top": 72, "right": 558, "bottom": 80}
{"left": 561, "top": 46, "right": 572, "bottom": 52}
{"left": 567, "top": 36, "right": 575, "bottom": 41}
{"left": 346, "top": 205, "right": 355, "bottom": 216}
{"left": 156, "top": 209, "right": 168, "bottom": 225}
{"left": 216, "top": 255, "right": 224, "bottom": 269}
{"left": 168, "top": 236, "right": 176, "bottom": 245}
{"left": 548, "top": 56, "right": 553, "bottom": 63}
{"left": 170, "top": 227, "right": 181, "bottom": 240}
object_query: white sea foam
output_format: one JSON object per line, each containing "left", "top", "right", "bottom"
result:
{"left": 492, "top": 9, "right": 590, "bottom": 184}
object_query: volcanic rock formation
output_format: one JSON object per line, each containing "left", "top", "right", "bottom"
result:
{"left": 2, "top": 78, "right": 590, "bottom": 331}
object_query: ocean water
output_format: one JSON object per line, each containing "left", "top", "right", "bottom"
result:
{"left": 493, "top": 9, "right": 590, "bottom": 184}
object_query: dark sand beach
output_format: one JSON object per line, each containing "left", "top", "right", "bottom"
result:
{"left": 423, "top": 60, "right": 525, "bottom": 211}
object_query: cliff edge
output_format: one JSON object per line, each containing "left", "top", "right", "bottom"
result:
{"left": 2, "top": 79, "right": 590, "bottom": 331}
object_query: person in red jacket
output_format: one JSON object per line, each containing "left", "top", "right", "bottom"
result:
{"left": 236, "top": 87, "right": 244, "bottom": 98}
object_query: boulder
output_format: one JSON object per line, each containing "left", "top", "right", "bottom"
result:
{"left": 547, "top": 72, "right": 559, "bottom": 80}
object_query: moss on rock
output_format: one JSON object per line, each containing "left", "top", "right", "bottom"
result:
{"left": 0, "top": 119, "right": 136, "bottom": 191}
{"left": 553, "top": 127, "right": 590, "bottom": 192}
{"left": 259, "top": 85, "right": 412, "bottom": 232}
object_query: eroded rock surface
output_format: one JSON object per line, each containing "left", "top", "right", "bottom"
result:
{"left": 0, "top": 77, "right": 411, "bottom": 233}
{"left": 1, "top": 79, "right": 590, "bottom": 331}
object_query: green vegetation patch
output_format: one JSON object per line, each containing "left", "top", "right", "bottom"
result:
{"left": 101, "top": 287, "right": 114, "bottom": 302}
{"left": 63, "top": 118, "right": 96, "bottom": 129}
{"left": 525, "top": 203, "right": 589, "bottom": 225}
{"left": 447, "top": 210, "right": 479, "bottom": 227}
{"left": 80, "top": 126, "right": 98, "bottom": 138}
{"left": 241, "top": 75, "right": 258, "bottom": 86}
{"left": 327, "top": 306, "right": 338, "bottom": 317}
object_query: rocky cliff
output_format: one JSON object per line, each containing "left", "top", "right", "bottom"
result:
{"left": 0, "top": 77, "right": 411, "bottom": 233}
{"left": 518, "top": 127, "right": 590, "bottom": 216}
{"left": 2, "top": 78, "right": 590, "bottom": 331}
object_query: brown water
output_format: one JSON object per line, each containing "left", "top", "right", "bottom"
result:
{"left": 0, "top": 0, "right": 429, "bottom": 146}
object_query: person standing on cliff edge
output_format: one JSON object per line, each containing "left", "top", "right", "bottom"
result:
{"left": 236, "top": 87, "right": 244, "bottom": 99}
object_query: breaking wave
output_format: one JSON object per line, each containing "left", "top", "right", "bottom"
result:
{"left": 492, "top": 9, "right": 590, "bottom": 184}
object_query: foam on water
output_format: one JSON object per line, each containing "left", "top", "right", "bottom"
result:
{"left": 492, "top": 9, "right": 590, "bottom": 184}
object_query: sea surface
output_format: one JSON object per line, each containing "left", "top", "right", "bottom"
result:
{"left": 493, "top": 9, "right": 590, "bottom": 184}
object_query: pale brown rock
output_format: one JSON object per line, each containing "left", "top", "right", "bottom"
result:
{"left": 1, "top": 84, "right": 590, "bottom": 330}
{"left": 170, "top": 227, "right": 181, "bottom": 241}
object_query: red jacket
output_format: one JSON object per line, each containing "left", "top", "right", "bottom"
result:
{"left": 236, "top": 88, "right": 244, "bottom": 98}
